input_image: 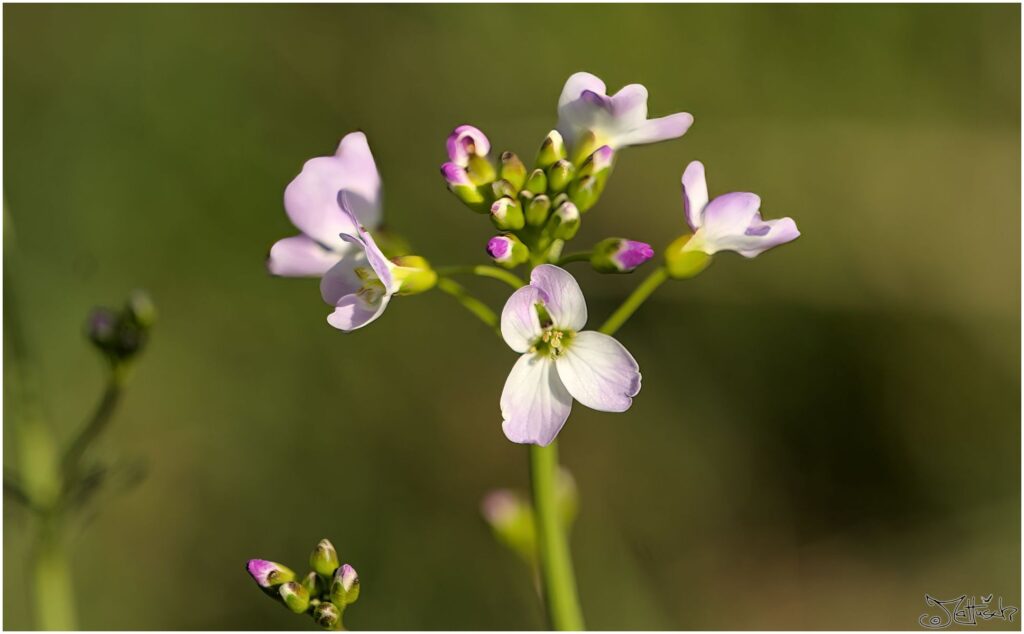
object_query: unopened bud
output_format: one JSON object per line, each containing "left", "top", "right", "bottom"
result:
{"left": 247, "top": 560, "right": 296, "bottom": 589}
{"left": 313, "top": 601, "right": 342, "bottom": 630}
{"left": 86, "top": 308, "right": 119, "bottom": 348}
{"left": 499, "top": 152, "right": 527, "bottom": 191}
{"left": 301, "top": 571, "right": 324, "bottom": 598}
{"left": 525, "top": 195, "right": 552, "bottom": 227}
{"left": 126, "top": 290, "right": 157, "bottom": 328}
{"left": 310, "top": 539, "right": 340, "bottom": 577}
{"left": 279, "top": 581, "right": 311, "bottom": 614}
{"left": 441, "top": 163, "right": 487, "bottom": 212}
{"left": 547, "top": 159, "right": 574, "bottom": 193}
{"left": 592, "top": 238, "right": 655, "bottom": 273}
{"left": 664, "top": 234, "right": 711, "bottom": 279}
{"left": 525, "top": 168, "right": 547, "bottom": 195}
{"left": 330, "top": 564, "right": 360, "bottom": 606}
{"left": 486, "top": 235, "right": 529, "bottom": 269}
{"left": 446, "top": 125, "right": 490, "bottom": 167}
{"left": 570, "top": 130, "right": 600, "bottom": 166}
{"left": 567, "top": 175, "right": 600, "bottom": 213}
{"left": 537, "top": 130, "right": 567, "bottom": 169}
{"left": 490, "top": 198, "right": 525, "bottom": 231}
{"left": 490, "top": 179, "right": 517, "bottom": 200}
{"left": 481, "top": 489, "right": 536, "bottom": 564}
{"left": 466, "top": 154, "right": 497, "bottom": 186}
{"left": 547, "top": 202, "right": 581, "bottom": 241}
{"left": 392, "top": 256, "right": 438, "bottom": 295}
{"left": 577, "top": 145, "right": 614, "bottom": 180}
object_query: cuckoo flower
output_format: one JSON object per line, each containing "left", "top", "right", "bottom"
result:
{"left": 680, "top": 161, "right": 800, "bottom": 257}
{"left": 446, "top": 125, "right": 491, "bottom": 167}
{"left": 556, "top": 71, "right": 693, "bottom": 153}
{"left": 500, "top": 265, "right": 641, "bottom": 446}
{"left": 268, "top": 132, "right": 382, "bottom": 277}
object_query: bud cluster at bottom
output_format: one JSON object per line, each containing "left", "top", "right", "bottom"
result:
{"left": 246, "top": 538, "right": 360, "bottom": 630}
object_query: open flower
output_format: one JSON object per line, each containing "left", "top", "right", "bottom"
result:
{"left": 500, "top": 265, "right": 641, "bottom": 446}
{"left": 680, "top": 160, "right": 800, "bottom": 257}
{"left": 268, "top": 132, "right": 382, "bottom": 277}
{"left": 556, "top": 71, "right": 693, "bottom": 153}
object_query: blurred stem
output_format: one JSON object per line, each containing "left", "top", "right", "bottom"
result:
{"left": 62, "top": 363, "right": 129, "bottom": 486}
{"left": 435, "top": 277, "right": 500, "bottom": 334}
{"left": 32, "top": 517, "right": 77, "bottom": 630}
{"left": 435, "top": 265, "right": 525, "bottom": 290}
{"left": 556, "top": 251, "right": 591, "bottom": 266}
{"left": 599, "top": 266, "right": 669, "bottom": 336}
{"left": 530, "top": 441, "right": 584, "bottom": 630}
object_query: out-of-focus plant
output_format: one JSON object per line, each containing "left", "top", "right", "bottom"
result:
{"left": 4, "top": 210, "right": 155, "bottom": 630}
{"left": 260, "top": 70, "right": 799, "bottom": 630}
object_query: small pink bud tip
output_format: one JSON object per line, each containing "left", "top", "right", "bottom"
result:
{"left": 446, "top": 125, "right": 491, "bottom": 166}
{"left": 481, "top": 489, "right": 519, "bottom": 525}
{"left": 615, "top": 240, "right": 655, "bottom": 271}
{"left": 440, "top": 162, "right": 471, "bottom": 187}
{"left": 487, "top": 236, "right": 511, "bottom": 261}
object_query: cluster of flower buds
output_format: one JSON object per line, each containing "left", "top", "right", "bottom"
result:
{"left": 442, "top": 125, "right": 627, "bottom": 271}
{"left": 247, "top": 538, "right": 360, "bottom": 631}
{"left": 85, "top": 290, "right": 156, "bottom": 366}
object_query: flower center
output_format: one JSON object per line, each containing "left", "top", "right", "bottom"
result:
{"left": 354, "top": 266, "right": 386, "bottom": 305}
{"left": 531, "top": 327, "right": 574, "bottom": 359}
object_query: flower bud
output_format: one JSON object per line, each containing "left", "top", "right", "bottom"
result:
{"left": 310, "top": 539, "right": 340, "bottom": 577}
{"left": 247, "top": 559, "right": 296, "bottom": 589}
{"left": 279, "top": 581, "right": 311, "bottom": 614}
{"left": 466, "top": 154, "right": 497, "bottom": 186}
{"left": 126, "top": 290, "right": 157, "bottom": 328}
{"left": 525, "top": 168, "right": 547, "bottom": 195}
{"left": 591, "top": 238, "right": 655, "bottom": 273}
{"left": 486, "top": 235, "right": 529, "bottom": 269}
{"left": 330, "top": 564, "right": 360, "bottom": 606}
{"left": 301, "top": 571, "right": 324, "bottom": 598}
{"left": 392, "top": 256, "right": 438, "bottom": 295}
{"left": 490, "top": 197, "right": 525, "bottom": 231}
{"left": 499, "top": 152, "right": 527, "bottom": 191}
{"left": 547, "top": 159, "right": 574, "bottom": 193}
{"left": 481, "top": 489, "right": 536, "bottom": 564}
{"left": 664, "top": 234, "right": 711, "bottom": 279}
{"left": 525, "top": 195, "right": 552, "bottom": 228}
{"left": 570, "top": 130, "right": 600, "bottom": 166}
{"left": 536, "top": 130, "right": 567, "bottom": 169}
{"left": 567, "top": 175, "right": 600, "bottom": 213}
{"left": 547, "top": 202, "right": 581, "bottom": 241}
{"left": 577, "top": 145, "right": 614, "bottom": 181}
{"left": 441, "top": 163, "right": 487, "bottom": 212}
{"left": 313, "top": 601, "right": 342, "bottom": 630}
{"left": 446, "top": 125, "right": 490, "bottom": 167}
{"left": 490, "top": 179, "right": 517, "bottom": 200}
{"left": 86, "top": 308, "right": 119, "bottom": 349}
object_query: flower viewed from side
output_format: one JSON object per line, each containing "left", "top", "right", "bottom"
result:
{"left": 500, "top": 265, "right": 641, "bottom": 446}
{"left": 556, "top": 71, "right": 693, "bottom": 153}
{"left": 679, "top": 160, "right": 800, "bottom": 257}
{"left": 268, "top": 131, "right": 382, "bottom": 277}
{"left": 446, "top": 125, "right": 491, "bottom": 167}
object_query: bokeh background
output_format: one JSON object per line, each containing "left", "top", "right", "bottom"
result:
{"left": 3, "top": 4, "right": 1020, "bottom": 630}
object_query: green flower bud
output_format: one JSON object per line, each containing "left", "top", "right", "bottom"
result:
{"left": 247, "top": 560, "right": 296, "bottom": 589}
{"left": 392, "top": 256, "right": 438, "bottom": 295}
{"left": 525, "top": 195, "right": 552, "bottom": 228}
{"left": 499, "top": 152, "right": 527, "bottom": 191}
{"left": 567, "top": 175, "right": 600, "bottom": 213}
{"left": 126, "top": 290, "right": 157, "bottom": 329}
{"left": 481, "top": 489, "right": 536, "bottom": 565}
{"left": 491, "top": 179, "right": 517, "bottom": 200}
{"left": 442, "top": 163, "right": 488, "bottom": 213}
{"left": 310, "top": 539, "right": 340, "bottom": 577}
{"left": 571, "top": 130, "right": 600, "bottom": 166}
{"left": 466, "top": 154, "right": 497, "bottom": 186}
{"left": 490, "top": 197, "right": 525, "bottom": 231}
{"left": 664, "top": 234, "right": 712, "bottom": 279}
{"left": 301, "top": 571, "right": 324, "bottom": 598}
{"left": 279, "top": 581, "right": 311, "bottom": 614}
{"left": 546, "top": 202, "right": 581, "bottom": 241}
{"left": 525, "top": 168, "right": 547, "bottom": 195}
{"left": 313, "top": 601, "right": 343, "bottom": 631}
{"left": 577, "top": 145, "right": 614, "bottom": 180}
{"left": 547, "top": 159, "right": 574, "bottom": 193}
{"left": 330, "top": 564, "right": 360, "bottom": 606}
{"left": 536, "top": 130, "right": 567, "bottom": 169}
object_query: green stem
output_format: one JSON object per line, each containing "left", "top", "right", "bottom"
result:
{"left": 62, "top": 365, "right": 128, "bottom": 486}
{"left": 530, "top": 442, "right": 584, "bottom": 630}
{"left": 434, "top": 265, "right": 525, "bottom": 290}
{"left": 556, "top": 252, "right": 592, "bottom": 266}
{"left": 598, "top": 266, "right": 669, "bottom": 336}
{"left": 435, "top": 277, "right": 500, "bottom": 333}
{"left": 32, "top": 517, "right": 76, "bottom": 630}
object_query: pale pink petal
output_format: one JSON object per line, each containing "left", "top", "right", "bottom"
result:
{"left": 501, "top": 354, "right": 573, "bottom": 446}
{"left": 557, "top": 71, "right": 607, "bottom": 109}
{"left": 681, "top": 160, "right": 709, "bottom": 231}
{"left": 555, "top": 331, "right": 641, "bottom": 412}
{"left": 501, "top": 285, "right": 544, "bottom": 353}
{"left": 701, "top": 192, "right": 762, "bottom": 240}
{"left": 614, "top": 112, "right": 693, "bottom": 148}
{"left": 267, "top": 235, "right": 343, "bottom": 278}
{"left": 529, "top": 265, "right": 587, "bottom": 332}
{"left": 326, "top": 293, "right": 391, "bottom": 332}
{"left": 709, "top": 215, "right": 801, "bottom": 258}
{"left": 339, "top": 191, "right": 394, "bottom": 292}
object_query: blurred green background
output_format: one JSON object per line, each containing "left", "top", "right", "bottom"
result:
{"left": 3, "top": 4, "right": 1020, "bottom": 630}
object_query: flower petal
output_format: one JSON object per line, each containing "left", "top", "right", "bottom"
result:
{"left": 681, "top": 160, "right": 709, "bottom": 231}
{"left": 609, "top": 83, "right": 648, "bottom": 126}
{"left": 267, "top": 235, "right": 343, "bottom": 278}
{"left": 705, "top": 215, "right": 801, "bottom": 258}
{"left": 501, "top": 354, "right": 573, "bottom": 446}
{"left": 339, "top": 191, "right": 395, "bottom": 292}
{"left": 555, "top": 331, "right": 641, "bottom": 412}
{"left": 326, "top": 293, "right": 391, "bottom": 332}
{"left": 557, "top": 71, "right": 607, "bottom": 109}
{"left": 614, "top": 112, "right": 693, "bottom": 148}
{"left": 529, "top": 265, "right": 587, "bottom": 331}
{"left": 283, "top": 132, "right": 381, "bottom": 248}
{"left": 320, "top": 252, "right": 366, "bottom": 305}
{"left": 501, "top": 285, "right": 544, "bottom": 353}
{"left": 701, "top": 191, "right": 762, "bottom": 239}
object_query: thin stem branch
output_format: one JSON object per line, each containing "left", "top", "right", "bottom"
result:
{"left": 435, "top": 277, "right": 500, "bottom": 334}
{"left": 530, "top": 442, "right": 584, "bottom": 630}
{"left": 61, "top": 368, "right": 127, "bottom": 486}
{"left": 434, "top": 265, "right": 525, "bottom": 290}
{"left": 598, "top": 266, "right": 669, "bottom": 336}
{"left": 556, "top": 252, "right": 592, "bottom": 266}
